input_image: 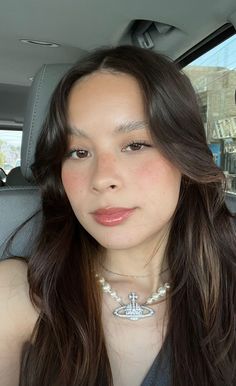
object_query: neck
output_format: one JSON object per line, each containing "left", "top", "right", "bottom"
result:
{"left": 98, "top": 227, "right": 170, "bottom": 295}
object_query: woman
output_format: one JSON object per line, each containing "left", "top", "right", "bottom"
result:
{"left": 3, "top": 45, "right": 236, "bottom": 385}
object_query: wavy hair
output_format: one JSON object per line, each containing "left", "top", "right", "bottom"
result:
{"left": 17, "top": 45, "right": 236, "bottom": 385}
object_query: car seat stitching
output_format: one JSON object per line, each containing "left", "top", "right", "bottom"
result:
{"left": 26, "top": 65, "right": 47, "bottom": 179}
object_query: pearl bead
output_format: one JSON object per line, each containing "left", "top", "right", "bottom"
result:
{"left": 102, "top": 283, "right": 111, "bottom": 292}
{"left": 152, "top": 293, "right": 159, "bottom": 300}
{"left": 158, "top": 288, "right": 166, "bottom": 296}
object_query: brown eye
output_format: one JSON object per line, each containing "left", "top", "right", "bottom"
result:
{"left": 67, "top": 149, "right": 89, "bottom": 159}
{"left": 76, "top": 150, "right": 88, "bottom": 158}
{"left": 128, "top": 143, "right": 144, "bottom": 151}
{"left": 124, "top": 141, "right": 151, "bottom": 152}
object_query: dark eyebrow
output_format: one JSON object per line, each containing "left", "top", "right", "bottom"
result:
{"left": 68, "top": 120, "right": 148, "bottom": 139}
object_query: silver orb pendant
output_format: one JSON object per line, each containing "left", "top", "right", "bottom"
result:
{"left": 113, "top": 292, "right": 155, "bottom": 321}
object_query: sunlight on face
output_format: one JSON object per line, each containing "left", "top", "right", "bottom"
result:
{"left": 61, "top": 71, "right": 181, "bottom": 254}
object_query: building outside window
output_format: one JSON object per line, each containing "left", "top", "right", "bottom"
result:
{"left": 184, "top": 34, "right": 236, "bottom": 194}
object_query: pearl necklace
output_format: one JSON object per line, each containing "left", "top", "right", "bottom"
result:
{"left": 95, "top": 273, "right": 171, "bottom": 321}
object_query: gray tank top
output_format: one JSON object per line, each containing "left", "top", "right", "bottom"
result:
{"left": 140, "top": 335, "right": 172, "bottom": 386}
{"left": 20, "top": 335, "right": 172, "bottom": 385}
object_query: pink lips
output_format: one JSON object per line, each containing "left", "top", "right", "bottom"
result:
{"left": 91, "top": 207, "right": 135, "bottom": 226}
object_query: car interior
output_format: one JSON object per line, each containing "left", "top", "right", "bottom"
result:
{"left": 0, "top": 0, "right": 236, "bottom": 260}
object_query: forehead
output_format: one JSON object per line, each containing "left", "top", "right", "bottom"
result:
{"left": 67, "top": 71, "right": 146, "bottom": 121}
{"left": 69, "top": 70, "right": 142, "bottom": 95}
{"left": 66, "top": 71, "right": 152, "bottom": 143}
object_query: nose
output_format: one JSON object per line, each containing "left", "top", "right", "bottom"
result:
{"left": 91, "top": 153, "right": 122, "bottom": 193}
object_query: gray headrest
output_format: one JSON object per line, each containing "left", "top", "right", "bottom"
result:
{"left": 21, "top": 63, "right": 72, "bottom": 182}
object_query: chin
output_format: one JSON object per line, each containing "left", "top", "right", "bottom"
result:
{"left": 91, "top": 232, "right": 147, "bottom": 251}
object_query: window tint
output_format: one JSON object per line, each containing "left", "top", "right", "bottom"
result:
{"left": 0, "top": 130, "right": 22, "bottom": 175}
{"left": 183, "top": 34, "right": 236, "bottom": 194}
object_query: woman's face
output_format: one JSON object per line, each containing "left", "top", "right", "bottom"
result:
{"left": 61, "top": 71, "right": 181, "bottom": 252}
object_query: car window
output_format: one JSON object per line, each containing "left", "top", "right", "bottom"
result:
{"left": 0, "top": 130, "right": 22, "bottom": 175}
{"left": 183, "top": 34, "right": 236, "bottom": 195}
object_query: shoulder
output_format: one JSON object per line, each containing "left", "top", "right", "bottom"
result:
{"left": 0, "top": 258, "right": 40, "bottom": 342}
{"left": 0, "top": 258, "right": 40, "bottom": 385}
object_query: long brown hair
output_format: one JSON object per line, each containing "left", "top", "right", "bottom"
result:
{"left": 17, "top": 45, "right": 236, "bottom": 385}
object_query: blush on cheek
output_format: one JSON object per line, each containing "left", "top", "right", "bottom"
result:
{"left": 61, "top": 167, "right": 87, "bottom": 195}
{"left": 137, "top": 158, "right": 164, "bottom": 182}
{"left": 137, "top": 156, "right": 181, "bottom": 190}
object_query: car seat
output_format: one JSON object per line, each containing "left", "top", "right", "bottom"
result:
{"left": 0, "top": 63, "right": 72, "bottom": 260}
{"left": 5, "top": 166, "right": 33, "bottom": 186}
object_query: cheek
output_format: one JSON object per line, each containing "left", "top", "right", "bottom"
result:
{"left": 136, "top": 157, "right": 181, "bottom": 197}
{"left": 61, "top": 166, "right": 87, "bottom": 198}
{"left": 138, "top": 160, "right": 161, "bottom": 181}
{"left": 135, "top": 157, "right": 168, "bottom": 183}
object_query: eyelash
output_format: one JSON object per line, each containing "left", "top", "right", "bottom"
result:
{"left": 66, "top": 140, "right": 152, "bottom": 160}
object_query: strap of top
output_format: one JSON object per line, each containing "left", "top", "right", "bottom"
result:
{"left": 140, "top": 334, "right": 172, "bottom": 386}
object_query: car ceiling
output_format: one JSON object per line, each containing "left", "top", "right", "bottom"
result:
{"left": 0, "top": 0, "right": 236, "bottom": 126}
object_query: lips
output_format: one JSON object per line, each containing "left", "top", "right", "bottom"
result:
{"left": 91, "top": 207, "right": 135, "bottom": 226}
{"left": 92, "top": 207, "right": 133, "bottom": 215}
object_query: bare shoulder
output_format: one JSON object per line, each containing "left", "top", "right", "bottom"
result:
{"left": 0, "top": 259, "right": 40, "bottom": 385}
{"left": 0, "top": 257, "right": 28, "bottom": 284}
{"left": 0, "top": 258, "right": 40, "bottom": 341}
